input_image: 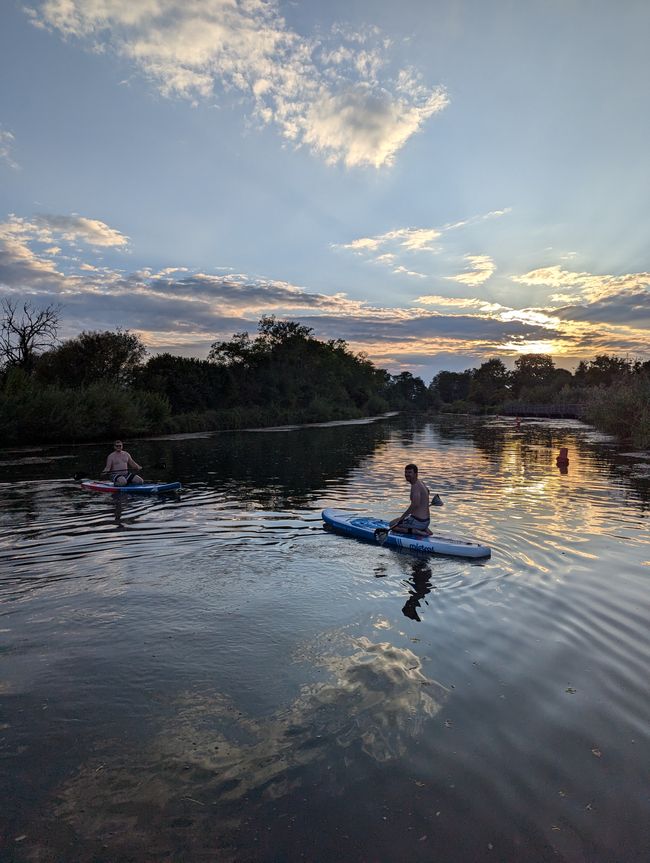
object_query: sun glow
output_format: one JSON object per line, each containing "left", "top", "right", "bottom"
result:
{"left": 500, "top": 340, "right": 561, "bottom": 355}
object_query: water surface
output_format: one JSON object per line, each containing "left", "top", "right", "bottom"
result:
{"left": 1, "top": 415, "right": 649, "bottom": 862}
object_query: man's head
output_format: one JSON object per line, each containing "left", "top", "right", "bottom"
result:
{"left": 114, "top": 440, "right": 123, "bottom": 450}
{"left": 404, "top": 463, "right": 418, "bottom": 483}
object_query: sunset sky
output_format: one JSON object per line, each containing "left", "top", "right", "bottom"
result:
{"left": 1, "top": 0, "right": 649, "bottom": 381}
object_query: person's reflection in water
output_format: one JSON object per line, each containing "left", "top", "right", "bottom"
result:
{"left": 113, "top": 495, "right": 125, "bottom": 529}
{"left": 402, "top": 560, "right": 435, "bottom": 622}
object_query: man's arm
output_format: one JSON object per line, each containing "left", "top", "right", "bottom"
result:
{"left": 389, "top": 489, "right": 416, "bottom": 528}
{"left": 127, "top": 454, "right": 142, "bottom": 471}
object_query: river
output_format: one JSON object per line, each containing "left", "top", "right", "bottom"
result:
{"left": 1, "top": 415, "right": 649, "bottom": 862}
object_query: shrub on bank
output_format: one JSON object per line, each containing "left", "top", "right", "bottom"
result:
{"left": 0, "top": 369, "right": 171, "bottom": 444}
{"left": 162, "top": 399, "right": 372, "bottom": 434}
{"left": 585, "top": 376, "right": 650, "bottom": 448}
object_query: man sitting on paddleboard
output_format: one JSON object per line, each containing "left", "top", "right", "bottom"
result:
{"left": 389, "top": 463, "right": 431, "bottom": 537}
{"left": 103, "top": 440, "right": 144, "bottom": 486}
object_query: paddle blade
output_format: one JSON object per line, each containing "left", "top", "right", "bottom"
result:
{"left": 374, "top": 528, "right": 389, "bottom": 544}
{"left": 432, "top": 494, "right": 443, "bottom": 506}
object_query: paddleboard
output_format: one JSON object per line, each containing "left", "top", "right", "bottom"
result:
{"left": 322, "top": 508, "right": 490, "bottom": 558}
{"left": 80, "top": 479, "right": 181, "bottom": 494}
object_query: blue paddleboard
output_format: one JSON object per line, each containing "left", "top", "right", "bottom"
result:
{"left": 322, "top": 508, "right": 490, "bottom": 558}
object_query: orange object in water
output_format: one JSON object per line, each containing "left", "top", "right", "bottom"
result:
{"left": 556, "top": 447, "right": 569, "bottom": 464}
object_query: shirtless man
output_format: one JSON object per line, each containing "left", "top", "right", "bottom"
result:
{"left": 103, "top": 440, "right": 143, "bottom": 486}
{"left": 389, "top": 463, "right": 431, "bottom": 537}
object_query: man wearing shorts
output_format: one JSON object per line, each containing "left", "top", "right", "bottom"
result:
{"left": 103, "top": 440, "right": 144, "bottom": 486}
{"left": 389, "top": 463, "right": 431, "bottom": 537}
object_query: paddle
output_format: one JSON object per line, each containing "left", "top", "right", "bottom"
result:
{"left": 74, "top": 462, "right": 166, "bottom": 482}
{"left": 374, "top": 494, "right": 443, "bottom": 544}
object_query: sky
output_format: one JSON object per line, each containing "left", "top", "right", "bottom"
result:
{"left": 1, "top": 0, "right": 649, "bottom": 382}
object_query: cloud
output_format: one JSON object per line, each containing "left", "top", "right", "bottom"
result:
{"left": 0, "top": 217, "right": 69, "bottom": 290}
{"left": 512, "top": 264, "right": 650, "bottom": 303}
{"left": 341, "top": 226, "right": 442, "bottom": 256}
{"left": 32, "top": 214, "right": 130, "bottom": 248}
{"left": 302, "top": 84, "right": 448, "bottom": 168}
{"left": 0, "top": 127, "right": 20, "bottom": 170}
{"left": 415, "top": 294, "right": 505, "bottom": 313}
{"left": 392, "top": 265, "right": 425, "bottom": 278}
{"left": 2, "top": 212, "right": 649, "bottom": 370}
{"left": 28, "top": 0, "right": 448, "bottom": 168}
{"left": 338, "top": 209, "right": 510, "bottom": 275}
{"left": 50, "top": 635, "right": 446, "bottom": 859}
{"left": 142, "top": 272, "right": 369, "bottom": 315}
{"left": 554, "top": 289, "right": 650, "bottom": 327}
{"left": 0, "top": 214, "right": 130, "bottom": 297}
{"left": 446, "top": 254, "right": 495, "bottom": 287}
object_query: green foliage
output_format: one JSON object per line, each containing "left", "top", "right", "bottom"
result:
{"left": 386, "top": 371, "right": 431, "bottom": 410}
{"left": 35, "top": 329, "right": 146, "bottom": 388}
{"left": 0, "top": 368, "right": 170, "bottom": 444}
{"left": 0, "top": 316, "right": 397, "bottom": 443}
{"left": 7, "top": 308, "right": 649, "bottom": 449}
{"left": 511, "top": 353, "right": 557, "bottom": 397}
{"left": 585, "top": 373, "right": 650, "bottom": 447}
{"left": 136, "top": 353, "right": 230, "bottom": 413}
{"left": 574, "top": 354, "right": 637, "bottom": 387}
{"left": 468, "top": 358, "right": 510, "bottom": 406}
{"left": 430, "top": 369, "right": 472, "bottom": 403}
{"left": 207, "top": 317, "right": 390, "bottom": 417}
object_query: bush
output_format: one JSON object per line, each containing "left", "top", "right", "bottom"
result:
{"left": 0, "top": 372, "right": 171, "bottom": 445}
{"left": 585, "top": 377, "right": 650, "bottom": 447}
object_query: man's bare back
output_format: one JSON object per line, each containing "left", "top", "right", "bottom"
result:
{"left": 389, "top": 463, "right": 431, "bottom": 536}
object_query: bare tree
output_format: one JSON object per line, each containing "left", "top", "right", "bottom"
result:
{"left": 0, "top": 299, "right": 61, "bottom": 372}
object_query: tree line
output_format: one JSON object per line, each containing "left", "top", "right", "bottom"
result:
{"left": 0, "top": 300, "right": 431, "bottom": 444}
{"left": 431, "top": 353, "right": 650, "bottom": 446}
{"left": 1, "top": 299, "right": 648, "bottom": 446}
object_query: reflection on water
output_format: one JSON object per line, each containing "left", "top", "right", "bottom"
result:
{"left": 54, "top": 636, "right": 446, "bottom": 858}
{"left": 402, "top": 561, "right": 435, "bottom": 622}
{"left": 1, "top": 415, "right": 649, "bottom": 862}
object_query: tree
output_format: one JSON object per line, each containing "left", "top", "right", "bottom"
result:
{"left": 574, "top": 354, "right": 635, "bottom": 387}
{"left": 136, "top": 353, "right": 230, "bottom": 413}
{"left": 35, "top": 329, "right": 146, "bottom": 388}
{"left": 388, "top": 371, "right": 430, "bottom": 410}
{"left": 511, "top": 353, "right": 556, "bottom": 397}
{"left": 430, "top": 369, "right": 473, "bottom": 403}
{"left": 207, "top": 331, "right": 254, "bottom": 367}
{"left": 257, "top": 315, "right": 313, "bottom": 347}
{"left": 469, "top": 358, "right": 511, "bottom": 406}
{"left": 0, "top": 299, "right": 60, "bottom": 372}
{"left": 208, "top": 318, "right": 315, "bottom": 367}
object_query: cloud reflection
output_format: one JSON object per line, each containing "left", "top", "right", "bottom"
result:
{"left": 53, "top": 635, "right": 447, "bottom": 853}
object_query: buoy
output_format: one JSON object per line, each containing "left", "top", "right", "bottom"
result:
{"left": 556, "top": 447, "right": 569, "bottom": 465}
